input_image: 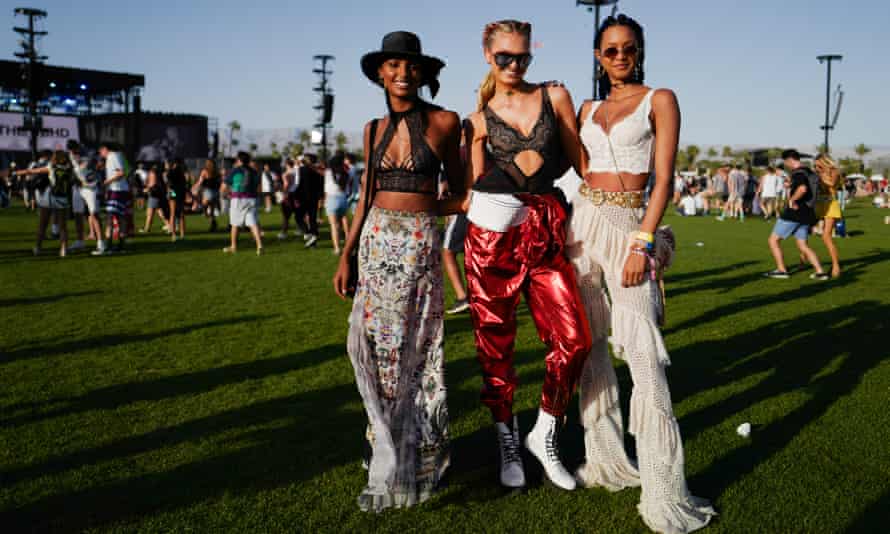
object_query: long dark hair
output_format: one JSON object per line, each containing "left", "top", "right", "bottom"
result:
{"left": 595, "top": 14, "right": 646, "bottom": 99}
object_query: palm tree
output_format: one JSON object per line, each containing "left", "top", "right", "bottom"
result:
{"left": 299, "top": 130, "right": 311, "bottom": 146}
{"left": 686, "top": 145, "right": 700, "bottom": 167}
{"left": 227, "top": 120, "right": 241, "bottom": 157}
{"left": 270, "top": 142, "right": 280, "bottom": 160}
{"left": 707, "top": 147, "right": 718, "bottom": 158}
{"left": 721, "top": 145, "right": 733, "bottom": 159}
{"left": 854, "top": 143, "right": 871, "bottom": 172}
{"left": 817, "top": 143, "right": 829, "bottom": 155}
{"left": 335, "top": 131, "right": 349, "bottom": 153}
{"left": 249, "top": 143, "right": 258, "bottom": 156}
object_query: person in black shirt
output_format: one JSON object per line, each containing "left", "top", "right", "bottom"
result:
{"left": 765, "top": 149, "right": 828, "bottom": 280}
{"left": 166, "top": 158, "right": 188, "bottom": 241}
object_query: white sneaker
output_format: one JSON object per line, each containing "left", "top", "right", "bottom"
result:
{"left": 277, "top": 232, "right": 288, "bottom": 241}
{"left": 304, "top": 235, "right": 318, "bottom": 248}
{"left": 525, "top": 409, "right": 576, "bottom": 490}
{"left": 91, "top": 241, "right": 107, "bottom": 256}
{"left": 496, "top": 416, "right": 526, "bottom": 488}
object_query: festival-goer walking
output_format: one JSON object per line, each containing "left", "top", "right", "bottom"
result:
{"left": 142, "top": 165, "right": 167, "bottom": 233}
{"left": 166, "top": 158, "right": 188, "bottom": 241}
{"left": 21, "top": 151, "right": 75, "bottom": 257}
{"left": 442, "top": 212, "right": 469, "bottom": 314}
{"left": 278, "top": 158, "right": 300, "bottom": 240}
{"left": 197, "top": 159, "right": 221, "bottom": 232}
{"left": 97, "top": 143, "right": 130, "bottom": 254}
{"left": 324, "top": 154, "right": 350, "bottom": 255}
{"left": 222, "top": 151, "right": 263, "bottom": 254}
{"left": 297, "top": 155, "right": 323, "bottom": 247}
{"left": 464, "top": 19, "right": 592, "bottom": 491}
{"left": 758, "top": 166, "right": 781, "bottom": 220}
{"left": 765, "top": 149, "right": 828, "bottom": 280}
{"left": 333, "top": 31, "right": 462, "bottom": 511}
{"left": 814, "top": 154, "right": 843, "bottom": 277}
{"left": 261, "top": 163, "right": 276, "bottom": 213}
{"left": 568, "top": 14, "right": 716, "bottom": 533}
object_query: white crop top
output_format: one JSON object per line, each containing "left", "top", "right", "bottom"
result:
{"left": 581, "top": 89, "right": 655, "bottom": 175}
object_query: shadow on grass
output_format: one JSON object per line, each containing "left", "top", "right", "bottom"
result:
{"left": 0, "top": 314, "right": 276, "bottom": 365}
{"left": 2, "top": 344, "right": 343, "bottom": 429}
{"left": 664, "top": 300, "right": 890, "bottom": 504}
{"left": 846, "top": 487, "right": 890, "bottom": 532}
{"left": 0, "top": 290, "right": 102, "bottom": 308}
{"left": 665, "top": 260, "right": 758, "bottom": 285}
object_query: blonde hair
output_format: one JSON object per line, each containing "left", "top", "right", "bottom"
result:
{"left": 477, "top": 20, "right": 532, "bottom": 112}
{"left": 814, "top": 154, "right": 841, "bottom": 188}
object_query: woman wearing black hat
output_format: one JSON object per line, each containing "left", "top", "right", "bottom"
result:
{"left": 333, "top": 31, "right": 463, "bottom": 512}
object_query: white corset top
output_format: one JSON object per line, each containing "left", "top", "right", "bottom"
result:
{"left": 582, "top": 89, "right": 655, "bottom": 175}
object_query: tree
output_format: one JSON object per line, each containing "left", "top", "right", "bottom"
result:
{"left": 249, "top": 143, "right": 258, "bottom": 156}
{"left": 707, "top": 147, "right": 718, "bottom": 158}
{"left": 767, "top": 147, "right": 783, "bottom": 163}
{"left": 299, "top": 130, "right": 311, "bottom": 146}
{"left": 227, "top": 120, "right": 241, "bottom": 156}
{"left": 270, "top": 142, "right": 280, "bottom": 160}
{"left": 854, "top": 143, "right": 871, "bottom": 172}
{"left": 721, "top": 146, "right": 733, "bottom": 158}
{"left": 685, "top": 145, "right": 700, "bottom": 167}
{"left": 817, "top": 143, "right": 829, "bottom": 155}
{"left": 335, "top": 131, "right": 349, "bottom": 153}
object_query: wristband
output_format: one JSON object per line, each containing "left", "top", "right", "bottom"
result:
{"left": 636, "top": 231, "right": 654, "bottom": 243}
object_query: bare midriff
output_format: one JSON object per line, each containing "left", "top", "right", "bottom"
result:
{"left": 373, "top": 191, "right": 438, "bottom": 212}
{"left": 584, "top": 171, "right": 650, "bottom": 192}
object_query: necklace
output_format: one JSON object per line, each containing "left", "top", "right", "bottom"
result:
{"left": 606, "top": 88, "right": 648, "bottom": 104}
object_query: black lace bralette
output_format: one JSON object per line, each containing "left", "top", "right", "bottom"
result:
{"left": 473, "top": 87, "right": 563, "bottom": 195}
{"left": 372, "top": 104, "right": 441, "bottom": 195}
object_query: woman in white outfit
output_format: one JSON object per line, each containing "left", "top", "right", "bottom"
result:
{"left": 567, "top": 14, "right": 716, "bottom": 533}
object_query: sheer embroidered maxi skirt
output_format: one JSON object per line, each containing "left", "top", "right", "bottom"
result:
{"left": 346, "top": 207, "right": 450, "bottom": 512}
{"left": 567, "top": 196, "right": 716, "bottom": 534}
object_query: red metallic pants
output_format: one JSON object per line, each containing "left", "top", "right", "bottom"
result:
{"left": 464, "top": 195, "right": 592, "bottom": 423}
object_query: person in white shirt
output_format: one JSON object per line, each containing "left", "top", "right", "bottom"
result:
{"left": 278, "top": 159, "right": 300, "bottom": 240}
{"left": 757, "top": 166, "right": 781, "bottom": 220}
{"left": 261, "top": 163, "right": 276, "bottom": 213}
{"left": 97, "top": 143, "right": 129, "bottom": 254}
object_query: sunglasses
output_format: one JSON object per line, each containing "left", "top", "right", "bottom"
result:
{"left": 493, "top": 52, "right": 533, "bottom": 70}
{"left": 601, "top": 44, "right": 639, "bottom": 60}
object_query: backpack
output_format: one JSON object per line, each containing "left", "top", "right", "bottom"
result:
{"left": 797, "top": 168, "right": 820, "bottom": 209}
{"left": 49, "top": 161, "right": 75, "bottom": 197}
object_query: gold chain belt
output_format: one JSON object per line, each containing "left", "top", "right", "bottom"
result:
{"left": 578, "top": 183, "right": 644, "bottom": 209}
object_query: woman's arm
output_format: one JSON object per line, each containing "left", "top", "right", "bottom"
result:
{"left": 549, "top": 86, "right": 588, "bottom": 178}
{"left": 333, "top": 120, "right": 376, "bottom": 298}
{"left": 639, "top": 88, "right": 680, "bottom": 234}
{"left": 621, "top": 88, "right": 679, "bottom": 288}
{"left": 436, "top": 111, "right": 467, "bottom": 216}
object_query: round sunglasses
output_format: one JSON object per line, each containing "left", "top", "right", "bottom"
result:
{"left": 493, "top": 52, "right": 533, "bottom": 70}
{"left": 600, "top": 44, "right": 639, "bottom": 60}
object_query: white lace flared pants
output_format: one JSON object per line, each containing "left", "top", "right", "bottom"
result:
{"left": 567, "top": 197, "right": 716, "bottom": 534}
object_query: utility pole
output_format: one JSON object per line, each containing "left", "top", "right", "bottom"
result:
{"left": 13, "top": 7, "right": 48, "bottom": 161}
{"left": 576, "top": 0, "right": 618, "bottom": 100}
{"left": 312, "top": 55, "right": 334, "bottom": 162}
{"left": 817, "top": 54, "right": 842, "bottom": 153}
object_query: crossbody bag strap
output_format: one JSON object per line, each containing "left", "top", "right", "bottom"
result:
{"left": 358, "top": 119, "right": 379, "bottom": 229}
{"left": 600, "top": 100, "right": 629, "bottom": 194}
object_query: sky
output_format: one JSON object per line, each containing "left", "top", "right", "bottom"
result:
{"left": 5, "top": 0, "right": 890, "bottom": 148}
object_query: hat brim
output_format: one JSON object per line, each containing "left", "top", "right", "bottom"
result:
{"left": 361, "top": 51, "right": 445, "bottom": 93}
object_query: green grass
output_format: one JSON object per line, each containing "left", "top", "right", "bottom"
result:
{"left": 1, "top": 200, "right": 889, "bottom": 533}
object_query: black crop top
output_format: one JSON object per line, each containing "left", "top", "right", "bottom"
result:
{"left": 473, "top": 87, "right": 564, "bottom": 195}
{"left": 372, "top": 104, "right": 441, "bottom": 195}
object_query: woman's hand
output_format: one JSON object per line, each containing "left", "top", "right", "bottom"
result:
{"left": 622, "top": 248, "right": 648, "bottom": 287}
{"left": 333, "top": 257, "right": 351, "bottom": 300}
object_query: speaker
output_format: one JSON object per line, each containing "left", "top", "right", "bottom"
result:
{"left": 322, "top": 94, "right": 334, "bottom": 123}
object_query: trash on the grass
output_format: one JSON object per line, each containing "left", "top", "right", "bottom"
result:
{"left": 696, "top": 242, "right": 705, "bottom": 247}
{"left": 736, "top": 422, "right": 751, "bottom": 438}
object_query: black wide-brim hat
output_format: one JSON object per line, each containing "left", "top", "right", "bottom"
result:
{"left": 361, "top": 31, "right": 445, "bottom": 98}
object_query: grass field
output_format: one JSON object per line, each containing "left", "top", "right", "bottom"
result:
{"left": 1, "top": 199, "right": 889, "bottom": 533}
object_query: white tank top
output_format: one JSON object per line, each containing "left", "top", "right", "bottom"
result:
{"left": 581, "top": 89, "right": 655, "bottom": 175}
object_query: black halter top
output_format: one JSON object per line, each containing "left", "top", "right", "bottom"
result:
{"left": 473, "top": 87, "right": 563, "bottom": 195}
{"left": 372, "top": 103, "right": 442, "bottom": 195}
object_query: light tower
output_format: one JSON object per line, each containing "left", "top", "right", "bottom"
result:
{"left": 312, "top": 54, "right": 334, "bottom": 162}
{"left": 13, "top": 7, "right": 48, "bottom": 160}
{"left": 576, "top": 0, "right": 618, "bottom": 100}
{"left": 817, "top": 54, "right": 842, "bottom": 153}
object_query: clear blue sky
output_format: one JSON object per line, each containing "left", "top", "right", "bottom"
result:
{"left": 6, "top": 0, "right": 889, "bottom": 147}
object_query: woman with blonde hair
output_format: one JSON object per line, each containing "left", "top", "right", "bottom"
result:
{"left": 568, "top": 14, "right": 715, "bottom": 533}
{"left": 814, "top": 154, "right": 842, "bottom": 277}
{"left": 463, "top": 19, "right": 592, "bottom": 492}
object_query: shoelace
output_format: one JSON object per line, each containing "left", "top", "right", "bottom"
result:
{"left": 545, "top": 424, "right": 560, "bottom": 462}
{"left": 499, "top": 429, "right": 522, "bottom": 465}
